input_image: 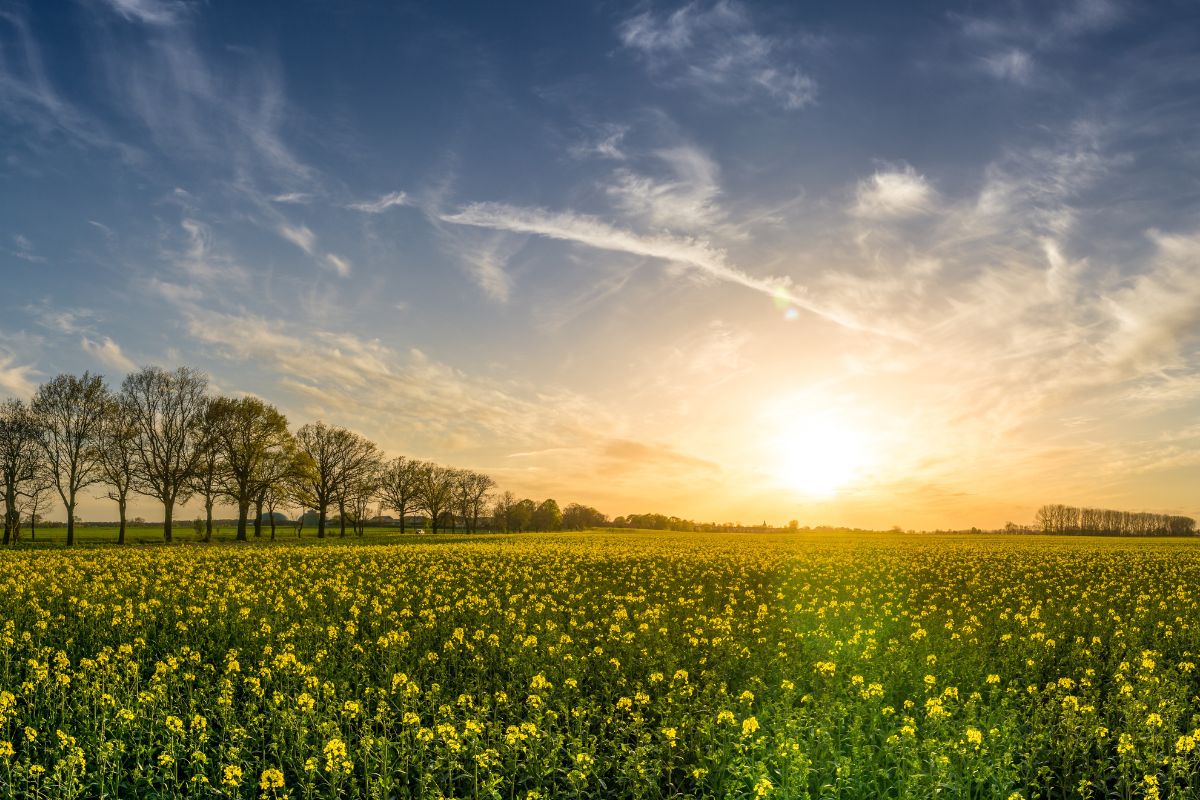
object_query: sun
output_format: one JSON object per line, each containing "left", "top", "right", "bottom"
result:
{"left": 771, "top": 414, "right": 870, "bottom": 497}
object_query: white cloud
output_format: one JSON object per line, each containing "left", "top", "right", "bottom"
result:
{"left": 277, "top": 223, "right": 316, "bottom": 255}
{"left": 607, "top": 144, "right": 723, "bottom": 231}
{"left": 852, "top": 165, "right": 936, "bottom": 219}
{"left": 324, "top": 253, "right": 352, "bottom": 278}
{"left": 618, "top": 1, "right": 817, "bottom": 110}
{"left": 0, "top": 352, "right": 37, "bottom": 398}
{"left": 982, "top": 49, "right": 1034, "bottom": 83}
{"left": 270, "top": 192, "right": 312, "bottom": 204}
{"left": 101, "top": 0, "right": 188, "bottom": 27}
{"left": 81, "top": 336, "right": 137, "bottom": 373}
{"left": 570, "top": 124, "right": 629, "bottom": 161}
{"left": 348, "top": 191, "right": 410, "bottom": 213}
{"left": 442, "top": 202, "right": 897, "bottom": 337}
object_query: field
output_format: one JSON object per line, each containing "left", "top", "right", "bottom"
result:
{"left": 1, "top": 532, "right": 1199, "bottom": 799}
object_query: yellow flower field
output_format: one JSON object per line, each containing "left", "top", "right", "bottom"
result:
{"left": 0, "top": 531, "right": 1198, "bottom": 798}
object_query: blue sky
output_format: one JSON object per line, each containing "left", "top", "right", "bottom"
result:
{"left": 2, "top": 0, "right": 1199, "bottom": 527}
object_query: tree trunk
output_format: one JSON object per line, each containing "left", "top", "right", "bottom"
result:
{"left": 254, "top": 496, "right": 264, "bottom": 538}
{"left": 163, "top": 499, "right": 174, "bottom": 543}
{"left": 236, "top": 499, "right": 249, "bottom": 542}
{"left": 317, "top": 506, "right": 326, "bottom": 539}
{"left": 270, "top": 512, "right": 277, "bottom": 541}
{"left": 66, "top": 501, "right": 75, "bottom": 546}
{"left": 117, "top": 499, "right": 126, "bottom": 545}
{"left": 338, "top": 501, "right": 347, "bottom": 537}
{"left": 399, "top": 504, "right": 406, "bottom": 534}
{"left": 205, "top": 498, "right": 214, "bottom": 542}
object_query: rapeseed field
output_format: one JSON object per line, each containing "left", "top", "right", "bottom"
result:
{"left": 0, "top": 531, "right": 1197, "bottom": 799}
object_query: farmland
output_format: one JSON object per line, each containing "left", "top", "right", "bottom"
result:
{"left": 1, "top": 531, "right": 1199, "bottom": 799}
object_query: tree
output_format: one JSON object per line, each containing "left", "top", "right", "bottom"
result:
{"left": 346, "top": 462, "right": 381, "bottom": 536}
{"left": 563, "top": 503, "right": 607, "bottom": 530}
{"left": 329, "top": 431, "right": 380, "bottom": 538}
{"left": 414, "top": 461, "right": 455, "bottom": 534}
{"left": 97, "top": 396, "right": 139, "bottom": 545}
{"left": 293, "top": 422, "right": 354, "bottom": 539}
{"left": 260, "top": 449, "right": 302, "bottom": 541}
{"left": 533, "top": 498, "right": 563, "bottom": 531}
{"left": 0, "top": 400, "right": 42, "bottom": 545}
{"left": 510, "top": 498, "right": 536, "bottom": 533}
{"left": 379, "top": 456, "right": 420, "bottom": 533}
{"left": 23, "top": 469, "right": 54, "bottom": 542}
{"left": 208, "top": 396, "right": 292, "bottom": 542}
{"left": 122, "top": 366, "right": 209, "bottom": 542}
{"left": 492, "top": 490, "right": 516, "bottom": 533}
{"left": 454, "top": 470, "right": 495, "bottom": 534}
{"left": 188, "top": 400, "right": 223, "bottom": 543}
{"left": 31, "top": 372, "right": 108, "bottom": 546}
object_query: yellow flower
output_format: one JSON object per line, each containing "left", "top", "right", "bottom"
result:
{"left": 222, "top": 764, "right": 243, "bottom": 787}
{"left": 742, "top": 716, "right": 760, "bottom": 737}
{"left": 259, "top": 768, "right": 286, "bottom": 790}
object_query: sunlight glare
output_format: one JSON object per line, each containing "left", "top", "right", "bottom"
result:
{"left": 772, "top": 414, "right": 870, "bottom": 497}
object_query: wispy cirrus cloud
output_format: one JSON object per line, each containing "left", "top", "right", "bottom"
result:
{"left": 81, "top": 335, "right": 137, "bottom": 373}
{"left": 277, "top": 223, "right": 316, "bottom": 255}
{"left": 441, "top": 201, "right": 899, "bottom": 337}
{"left": 348, "top": 191, "right": 411, "bottom": 213}
{"left": 607, "top": 144, "right": 723, "bottom": 231}
{"left": 852, "top": 165, "right": 937, "bottom": 219}
{"left": 618, "top": 1, "right": 817, "bottom": 110}
{"left": 101, "top": 0, "right": 189, "bottom": 27}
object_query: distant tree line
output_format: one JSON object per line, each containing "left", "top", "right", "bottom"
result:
{"left": 1034, "top": 504, "right": 1196, "bottom": 536}
{"left": 608, "top": 513, "right": 787, "bottom": 533}
{"left": 0, "top": 366, "right": 607, "bottom": 546}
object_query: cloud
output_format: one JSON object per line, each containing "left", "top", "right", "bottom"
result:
{"left": 348, "top": 191, "right": 411, "bottom": 213}
{"left": 81, "top": 336, "right": 137, "bottom": 373}
{"left": 324, "top": 253, "right": 352, "bottom": 278}
{"left": 598, "top": 438, "right": 720, "bottom": 474}
{"left": 0, "top": 352, "right": 37, "bottom": 398}
{"left": 277, "top": 223, "right": 316, "bottom": 255}
{"left": 101, "top": 0, "right": 188, "bottom": 27}
{"left": 441, "top": 202, "right": 898, "bottom": 337}
{"left": 961, "top": 0, "right": 1125, "bottom": 83}
{"left": 618, "top": 1, "right": 817, "bottom": 110}
{"left": 570, "top": 124, "right": 629, "bottom": 160}
{"left": 852, "top": 165, "right": 936, "bottom": 219}
{"left": 8, "top": 233, "right": 45, "bottom": 263}
{"left": 607, "top": 144, "right": 723, "bottom": 231}
{"left": 981, "top": 49, "right": 1034, "bottom": 83}
{"left": 84, "top": 0, "right": 314, "bottom": 189}
{"left": 270, "top": 192, "right": 312, "bottom": 204}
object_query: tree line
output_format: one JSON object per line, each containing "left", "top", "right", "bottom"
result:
{"left": 1034, "top": 504, "right": 1196, "bottom": 536}
{"left": 0, "top": 366, "right": 604, "bottom": 546}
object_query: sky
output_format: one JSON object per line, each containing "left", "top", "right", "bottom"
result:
{"left": 2, "top": 0, "right": 1199, "bottom": 529}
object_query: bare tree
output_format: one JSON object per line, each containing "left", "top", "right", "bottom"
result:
{"left": 189, "top": 403, "right": 223, "bottom": 543}
{"left": 23, "top": 471, "right": 54, "bottom": 542}
{"left": 97, "top": 396, "right": 139, "bottom": 545}
{"left": 378, "top": 455, "right": 420, "bottom": 533}
{"left": 31, "top": 372, "right": 108, "bottom": 546}
{"left": 121, "top": 366, "right": 210, "bottom": 542}
{"left": 330, "top": 431, "right": 380, "bottom": 538}
{"left": 260, "top": 448, "right": 301, "bottom": 541}
{"left": 207, "top": 396, "right": 292, "bottom": 542}
{"left": 414, "top": 461, "right": 456, "bottom": 535}
{"left": 293, "top": 421, "right": 360, "bottom": 539}
{"left": 0, "top": 400, "right": 42, "bottom": 545}
{"left": 465, "top": 471, "right": 495, "bottom": 533}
